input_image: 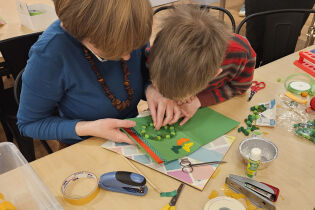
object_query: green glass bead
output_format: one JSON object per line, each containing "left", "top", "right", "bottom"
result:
{"left": 170, "top": 126, "right": 175, "bottom": 130}
{"left": 171, "top": 131, "right": 176, "bottom": 136}
{"left": 149, "top": 123, "right": 154, "bottom": 127}
{"left": 164, "top": 125, "right": 168, "bottom": 130}
{"left": 253, "top": 110, "right": 258, "bottom": 114}
{"left": 238, "top": 127, "right": 242, "bottom": 132}
{"left": 244, "top": 130, "right": 250, "bottom": 136}
{"left": 141, "top": 125, "right": 146, "bottom": 129}
{"left": 166, "top": 134, "right": 170, "bottom": 138}
{"left": 253, "top": 130, "right": 262, "bottom": 135}
{"left": 144, "top": 134, "right": 149, "bottom": 138}
{"left": 140, "top": 130, "right": 146, "bottom": 134}
{"left": 250, "top": 106, "right": 256, "bottom": 111}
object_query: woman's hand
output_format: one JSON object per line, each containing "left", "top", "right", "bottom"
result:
{"left": 75, "top": 119, "right": 136, "bottom": 144}
{"left": 179, "top": 97, "right": 201, "bottom": 126}
{"left": 145, "top": 85, "right": 182, "bottom": 130}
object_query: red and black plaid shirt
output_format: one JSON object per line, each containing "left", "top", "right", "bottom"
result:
{"left": 197, "top": 34, "right": 256, "bottom": 107}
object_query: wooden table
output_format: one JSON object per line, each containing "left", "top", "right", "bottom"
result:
{"left": 28, "top": 46, "right": 315, "bottom": 210}
{"left": 0, "top": 0, "right": 54, "bottom": 41}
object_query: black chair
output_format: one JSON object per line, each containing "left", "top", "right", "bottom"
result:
{"left": 0, "top": 32, "right": 53, "bottom": 161}
{"left": 153, "top": 5, "right": 236, "bottom": 33}
{"left": 236, "top": 9, "right": 315, "bottom": 67}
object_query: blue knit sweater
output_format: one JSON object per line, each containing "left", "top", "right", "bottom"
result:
{"left": 17, "top": 20, "right": 148, "bottom": 144}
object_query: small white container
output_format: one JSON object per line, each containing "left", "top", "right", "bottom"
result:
{"left": 16, "top": 0, "right": 58, "bottom": 31}
{"left": 0, "top": 142, "right": 63, "bottom": 210}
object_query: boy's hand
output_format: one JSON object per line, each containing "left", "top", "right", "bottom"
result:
{"left": 177, "top": 96, "right": 196, "bottom": 106}
{"left": 75, "top": 119, "right": 136, "bottom": 144}
{"left": 145, "top": 85, "right": 182, "bottom": 130}
{"left": 179, "top": 97, "right": 201, "bottom": 126}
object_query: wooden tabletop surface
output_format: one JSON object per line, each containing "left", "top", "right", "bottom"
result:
{"left": 28, "top": 46, "right": 315, "bottom": 210}
{"left": 0, "top": 0, "right": 54, "bottom": 41}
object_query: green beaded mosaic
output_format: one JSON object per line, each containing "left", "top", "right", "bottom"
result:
{"left": 139, "top": 121, "right": 176, "bottom": 140}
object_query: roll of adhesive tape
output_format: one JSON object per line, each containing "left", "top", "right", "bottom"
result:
{"left": 61, "top": 171, "right": 100, "bottom": 205}
{"left": 288, "top": 81, "right": 311, "bottom": 92}
{"left": 204, "top": 196, "right": 246, "bottom": 210}
{"left": 284, "top": 73, "right": 315, "bottom": 95}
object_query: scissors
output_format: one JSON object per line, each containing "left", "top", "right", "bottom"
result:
{"left": 161, "top": 183, "right": 184, "bottom": 210}
{"left": 248, "top": 81, "right": 266, "bottom": 101}
{"left": 180, "top": 158, "right": 226, "bottom": 173}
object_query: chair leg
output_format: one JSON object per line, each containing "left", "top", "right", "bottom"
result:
{"left": 0, "top": 119, "right": 14, "bottom": 142}
{"left": 40, "top": 140, "right": 53, "bottom": 154}
{"left": 6, "top": 120, "right": 35, "bottom": 162}
{"left": 15, "top": 135, "right": 36, "bottom": 162}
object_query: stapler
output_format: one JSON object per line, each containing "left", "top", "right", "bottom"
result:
{"left": 225, "top": 174, "right": 279, "bottom": 210}
{"left": 99, "top": 171, "right": 148, "bottom": 196}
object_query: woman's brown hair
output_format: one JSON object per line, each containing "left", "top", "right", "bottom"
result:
{"left": 54, "top": 0, "right": 153, "bottom": 60}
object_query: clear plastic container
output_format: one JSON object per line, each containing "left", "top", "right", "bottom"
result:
{"left": 0, "top": 142, "right": 63, "bottom": 210}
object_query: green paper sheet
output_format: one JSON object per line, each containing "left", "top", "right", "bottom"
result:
{"left": 122, "top": 107, "right": 239, "bottom": 164}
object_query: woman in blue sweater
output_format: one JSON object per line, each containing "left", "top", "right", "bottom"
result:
{"left": 17, "top": 0, "right": 181, "bottom": 146}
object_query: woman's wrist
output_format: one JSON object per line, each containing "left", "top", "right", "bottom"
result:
{"left": 75, "top": 120, "right": 96, "bottom": 137}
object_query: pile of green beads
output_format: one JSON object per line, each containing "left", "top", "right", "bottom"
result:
{"left": 140, "top": 122, "right": 176, "bottom": 140}
{"left": 294, "top": 120, "right": 315, "bottom": 143}
{"left": 238, "top": 105, "right": 267, "bottom": 136}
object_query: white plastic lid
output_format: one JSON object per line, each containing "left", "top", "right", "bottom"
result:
{"left": 249, "top": 147, "right": 262, "bottom": 161}
{"left": 204, "top": 196, "right": 245, "bottom": 210}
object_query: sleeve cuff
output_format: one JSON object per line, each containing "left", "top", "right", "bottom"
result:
{"left": 58, "top": 119, "right": 83, "bottom": 140}
{"left": 197, "top": 91, "right": 217, "bottom": 107}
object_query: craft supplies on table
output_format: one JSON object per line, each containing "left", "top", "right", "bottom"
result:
{"left": 179, "top": 158, "right": 226, "bottom": 173}
{"left": 284, "top": 73, "right": 315, "bottom": 96}
{"left": 248, "top": 81, "right": 266, "bottom": 101}
{"left": 122, "top": 107, "right": 239, "bottom": 164}
{"left": 277, "top": 94, "right": 313, "bottom": 132}
{"left": 102, "top": 135, "right": 235, "bottom": 190}
{"left": 255, "top": 99, "right": 276, "bottom": 127}
{"left": 285, "top": 91, "right": 308, "bottom": 104}
{"left": 204, "top": 196, "right": 245, "bottom": 210}
{"left": 0, "top": 142, "right": 63, "bottom": 209}
{"left": 239, "top": 137, "right": 278, "bottom": 169}
{"left": 61, "top": 171, "right": 100, "bottom": 205}
{"left": 99, "top": 171, "right": 147, "bottom": 196}
{"left": 0, "top": 193, "right": 16, "bottom": 210}
{"left": 238, "top": 99, "right": 276, "bottom": 136}
{"left": 119, "top": 154, "right": 162, "bottom": 194}
{"left": 16, "top": 0, "right": 57, "bottom": 31}
{"left": 245, "top": 148, "right": 261, "bottom": 178}
{"left": 0, "top": 16, "right": 6, "bottom": 26}
{"left": 161, "top": 183, "right": 184, "bottom": 210}
{"left": 294, "top": 120, "right": 315, "bottom": 143}
{"left": 294, "top": 51, "right": 315, "bottom": 77}
{"left": 225, "top": 174, "right": 279, "bottom": 210}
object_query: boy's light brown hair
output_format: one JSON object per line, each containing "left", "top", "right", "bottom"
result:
{"left": 54, "top": 0, "right": 153, "bottom": 60}
{"left": 149, "top": 5, "right": 231, "bottom": 100}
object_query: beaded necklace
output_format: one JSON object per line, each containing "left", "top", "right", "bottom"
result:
{"left": 82, "top": 47, "right": 133, "bottom": 110}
